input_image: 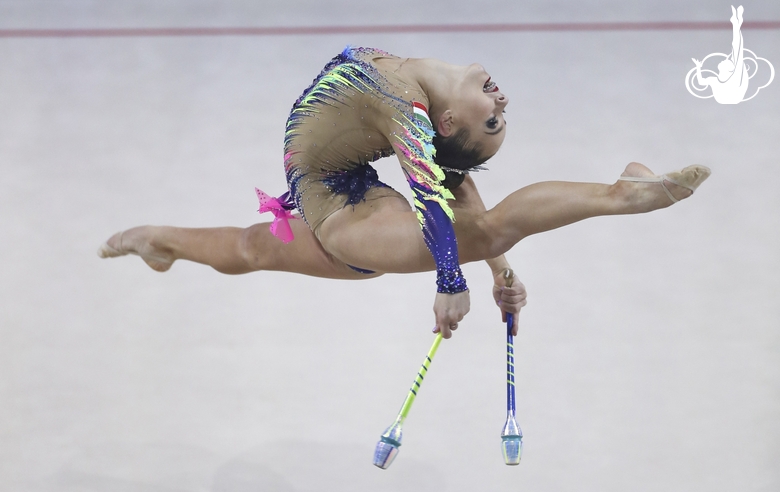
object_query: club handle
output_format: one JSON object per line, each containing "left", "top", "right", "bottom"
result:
{"left": 503, "top": 269, "right": 514, "bottom": 335}
{"left": 504, "top": 268, "right": 516, "bottom": 414}
{"left": 397, "top": 332, "right": 443, "bottom": 422}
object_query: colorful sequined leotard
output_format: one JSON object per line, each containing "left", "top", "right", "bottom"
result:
{"left": 272, "top": 47, "right": 467, "bottom": 294}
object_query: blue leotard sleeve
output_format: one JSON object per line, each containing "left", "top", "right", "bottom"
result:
{"left": 391, "top": 103, "right": 467, "bottom": 294}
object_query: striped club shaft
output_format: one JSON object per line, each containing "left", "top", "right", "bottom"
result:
{"left": 397, "top": 333, "right": 443, "bottom": 422}
{"left": 506, "top": 312, "right": 516, "bottom": 414}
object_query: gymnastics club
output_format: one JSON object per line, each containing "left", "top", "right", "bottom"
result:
{"left": 501, "top": 268, "right": 523, "bottom": 465}
{"left": 373, "top": 332, "right": 443, "bottom": 469}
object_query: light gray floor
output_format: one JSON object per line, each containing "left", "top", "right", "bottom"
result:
{"left": 2, "top": 1, "right": 779, "bottom": 491}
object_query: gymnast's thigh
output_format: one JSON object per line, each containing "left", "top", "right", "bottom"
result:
{"left": 248, "top": 218, "right": 384, "bottom": 280}
{"left": 316, "top": 191, "right": 505, "bottom": 273}
{"left": 316, "top": 190, "right": 436, "bottom": 275}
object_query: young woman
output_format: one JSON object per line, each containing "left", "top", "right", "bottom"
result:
{"left": 99, "top": 47, "right": 710, "bottom": 338}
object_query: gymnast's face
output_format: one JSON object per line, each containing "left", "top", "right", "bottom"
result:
{"left": 450, "top": 63, "right": 509, "bottom": 158}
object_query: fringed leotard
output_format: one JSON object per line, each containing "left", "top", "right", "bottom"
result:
{"left": 272, "top": 47, "right": 467, "bottom": 294}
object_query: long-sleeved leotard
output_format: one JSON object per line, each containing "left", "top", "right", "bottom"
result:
{"left": 274, "top": 47, "right": 467, "bottom": 293}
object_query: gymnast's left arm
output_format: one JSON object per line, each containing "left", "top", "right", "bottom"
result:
{"left": 449, "top": 176, "right": 527, "bottom": 335}
{"left": 386, "top": 107, "right": 469, "bottom": 339}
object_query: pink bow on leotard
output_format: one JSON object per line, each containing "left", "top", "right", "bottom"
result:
{"left": 255, "top": 188, "right": 298, "bottom": 243}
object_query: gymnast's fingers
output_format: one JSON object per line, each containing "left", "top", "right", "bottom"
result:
{"left": 434, "top": 311, "right": 462, "bottom": 339}
{"left": 433, "top": 322, "right": 453, "bottom": 339}
{"left": 501, "top": 291, "right": 527, "bottom": 305}
{"left": 502, "top": 283, "right": 527, "bottom": 299}
{"left": 433, "top": 291, "right": 469, "bottom": 339}
{"left": 501, "top": 287, "right": 528, "bottom": 314}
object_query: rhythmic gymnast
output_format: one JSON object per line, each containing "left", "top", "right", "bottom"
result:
{"left": 99, "top": 47, "right": 710, "bottom": 339}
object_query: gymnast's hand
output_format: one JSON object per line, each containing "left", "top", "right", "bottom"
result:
{"left": 433, "top": 291, "right": 470, "bottom": 339}
{"left": 492, "top": 272, "right": 527, "bottom": 336}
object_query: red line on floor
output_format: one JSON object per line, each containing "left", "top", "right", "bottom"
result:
{"left": 1, "top": 21, "right": 779, "bottom": 38}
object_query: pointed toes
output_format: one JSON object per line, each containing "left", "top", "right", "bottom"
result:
{"left": 684, "top": 165, "right": 712, "bottom": 190}
{"left": 97, "top": 242, "right": 123, "bottom": 258}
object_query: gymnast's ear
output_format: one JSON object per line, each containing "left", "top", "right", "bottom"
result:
{"left": 437, "top": 110, "right": 454, "bottom": 137}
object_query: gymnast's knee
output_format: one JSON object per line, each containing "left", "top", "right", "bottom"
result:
{"left": 472, "top": 213, "right": 517, "bottom": 260}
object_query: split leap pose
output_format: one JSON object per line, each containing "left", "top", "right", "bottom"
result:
{"left": 99, "top": 47, "right": 710, "bottom": 338}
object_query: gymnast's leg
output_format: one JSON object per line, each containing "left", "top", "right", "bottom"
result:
{"left": 98, "top": 219, "right": 381, "bottom": 280}
{"left": 455, "top": 162, "right": 710, "bottom": 262}
{"left": 100, "top": 162, "right": 709, "bottom": 277}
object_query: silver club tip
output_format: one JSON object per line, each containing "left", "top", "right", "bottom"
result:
{"left": 501, "top": 435, "right": 523, "bottom": 465}
{"left": 373, "top": 421, "right": 403, "bottom": 469}
{"left": 373, "top": 438, "right": 400, "bottom": 469}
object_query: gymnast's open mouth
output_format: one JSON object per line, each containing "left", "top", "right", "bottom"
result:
{"left": 483, "top": 77, "right": 498, "bottom": 93}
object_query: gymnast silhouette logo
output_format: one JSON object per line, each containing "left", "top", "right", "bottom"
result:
{"left": 685, "top": 5, "right": 774, "bottom": 104}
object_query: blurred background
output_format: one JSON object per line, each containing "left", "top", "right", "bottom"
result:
{"left": 1, "top": 1, "right": 778, "bottom": 491}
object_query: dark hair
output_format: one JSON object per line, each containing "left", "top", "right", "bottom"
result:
{"left": 432, "top": 127, "right": 489, "bottom": 189}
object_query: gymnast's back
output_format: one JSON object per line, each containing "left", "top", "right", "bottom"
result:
{"left": 282, "top": 47, "right": 438, "bottom": 234}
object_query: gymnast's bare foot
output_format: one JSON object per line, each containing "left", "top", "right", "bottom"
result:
{"left": 615, "top": 162, "right": 711, "bottom": 213}
{"left": 98, "top": 226, "right": 175, "bottom": 272}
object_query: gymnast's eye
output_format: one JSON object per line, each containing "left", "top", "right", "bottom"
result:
{"left": 486, "top": 116, "right": 499, "bottom": 129}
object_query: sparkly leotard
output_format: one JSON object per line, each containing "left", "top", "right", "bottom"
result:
{"left": 279, "top": 47, "right": 467, "bottom": 294}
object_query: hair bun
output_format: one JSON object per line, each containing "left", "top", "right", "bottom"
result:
{"left": 441, "top": 170, "right": 466, "bottom": 189}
